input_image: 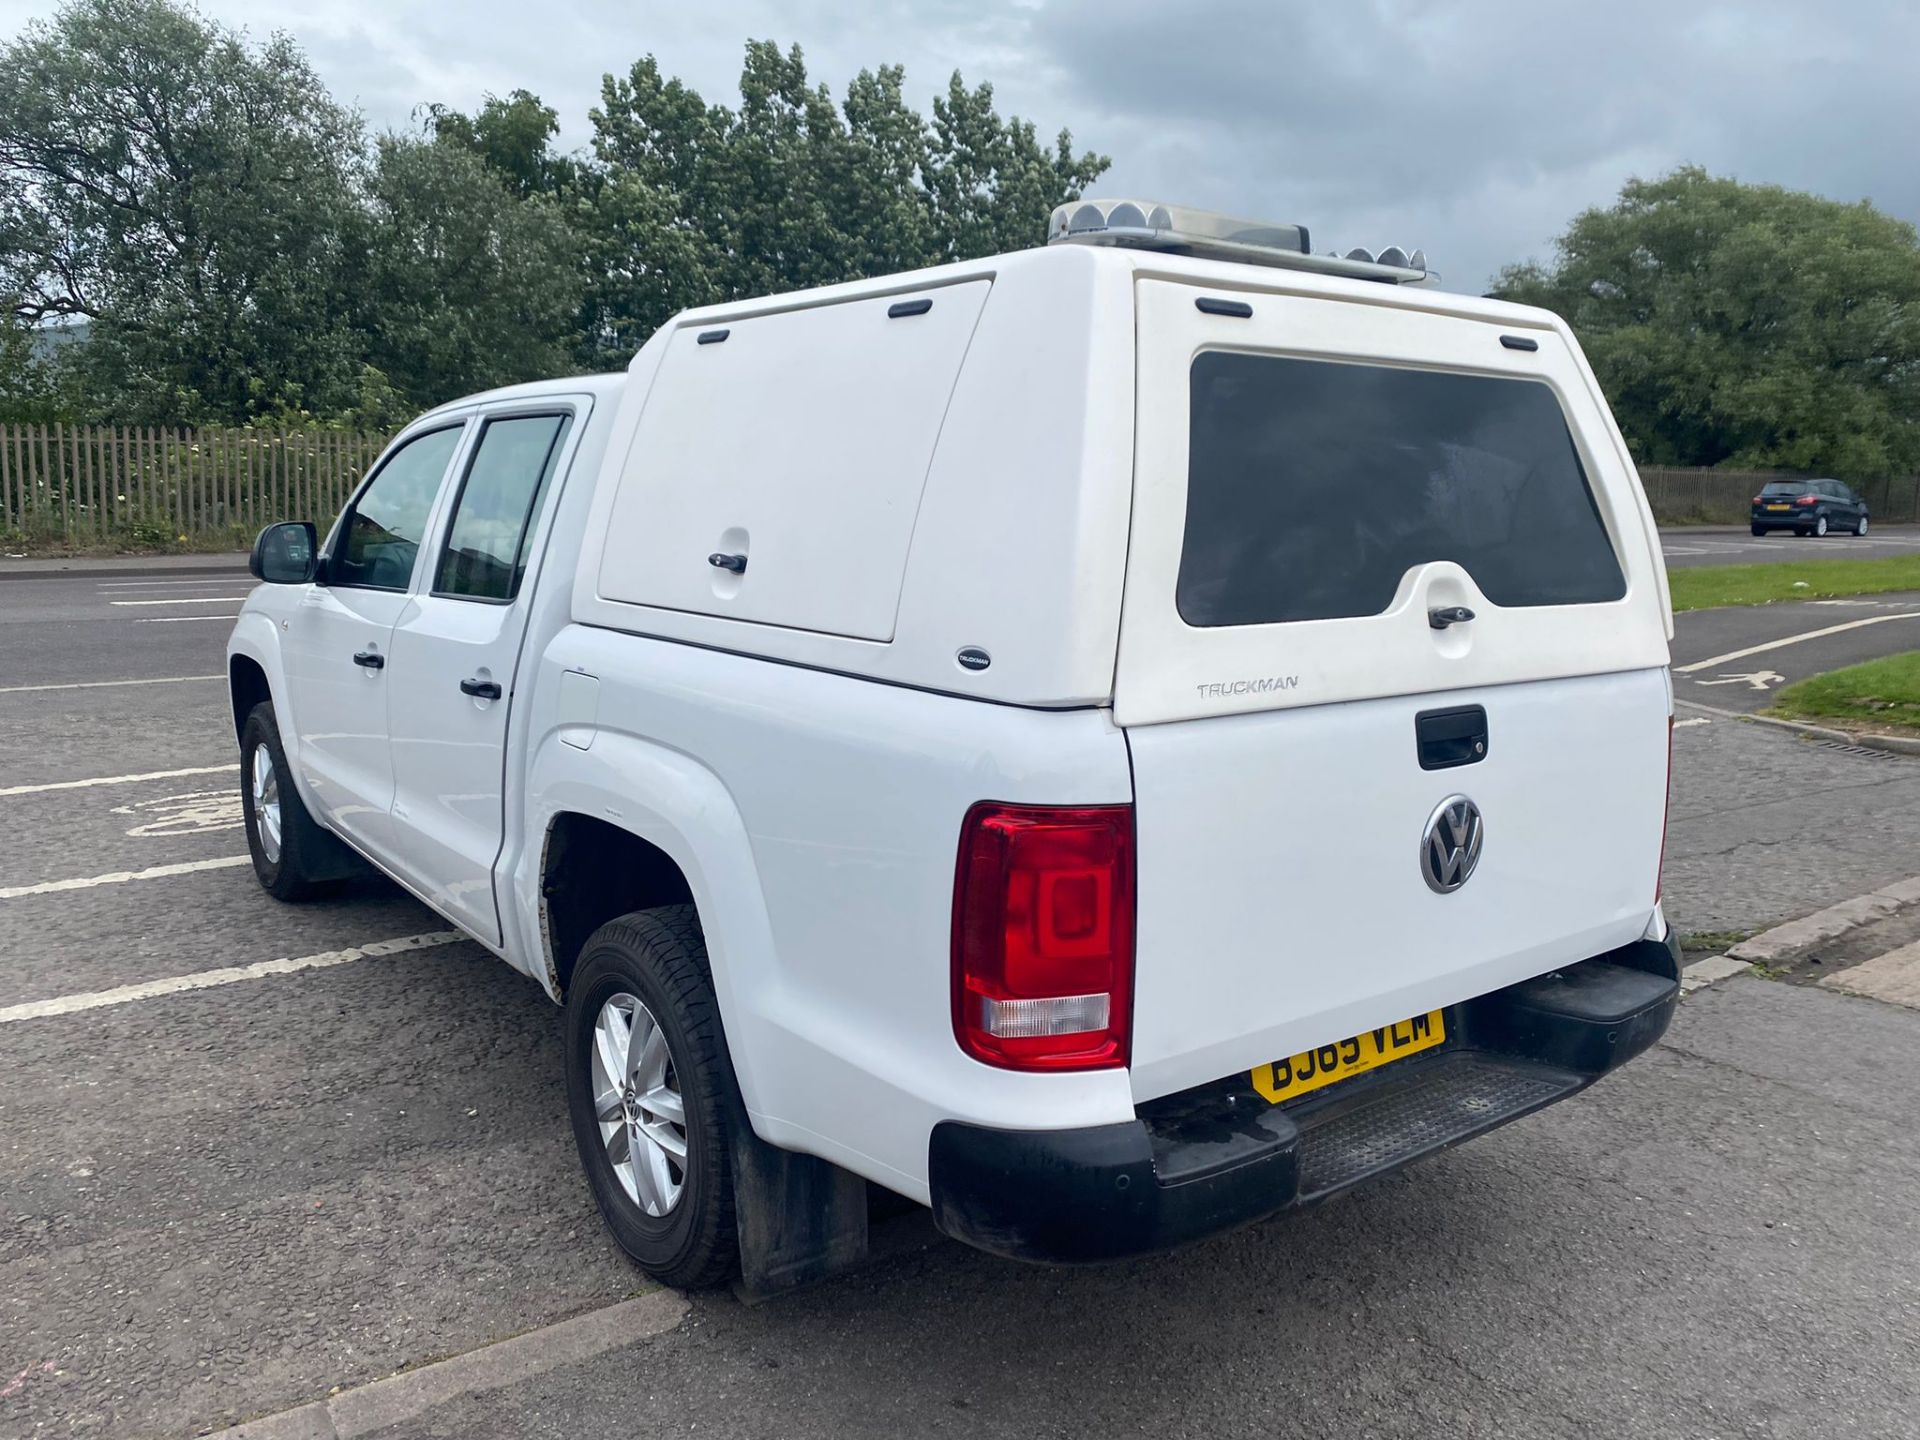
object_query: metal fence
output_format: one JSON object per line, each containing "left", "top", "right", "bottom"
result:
{"left": 1638, "top": 466, "right": 1920, "bottom": 526}
{"left": 0, "top": 423, "right": 389, "bottom": 549}
{"left": 4, "top": 423, "right": 1918, "bottom": 549}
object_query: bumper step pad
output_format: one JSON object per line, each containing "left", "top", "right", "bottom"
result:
{"left": 1293, "top": 1052, "right": 1578, "bottom": 1200}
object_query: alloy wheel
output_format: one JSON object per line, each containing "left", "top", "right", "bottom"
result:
{"left": 590, "top": 992, "right": 688, "bottom": 1216}
{"left": 250, "top": 744, "right": 282, "bottom": 865}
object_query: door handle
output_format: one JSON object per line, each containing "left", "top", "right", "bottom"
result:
{"left": 460, "top": 677, "right": 502, "bottom": 700}
{"left": 353, "top": 650, "right": 385, "bottom": 670}
{"left": 1428, "top": 605, "right": 1476, "bottom": 630}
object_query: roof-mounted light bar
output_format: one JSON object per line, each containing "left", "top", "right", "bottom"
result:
{"left": 1046, "top": 198, "right": 1436, "bottom": 286}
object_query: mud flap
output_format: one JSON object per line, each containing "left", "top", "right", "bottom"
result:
{"left": 728, "top": 1123, "right": 869, "bottom": 1302}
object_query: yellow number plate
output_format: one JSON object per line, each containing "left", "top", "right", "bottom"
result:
{"left": 1765, "top": 504, "right": 1790, "bottom": 512}
{"left": 1251, "top": 1011, "right": 1446, "bottom": 1104}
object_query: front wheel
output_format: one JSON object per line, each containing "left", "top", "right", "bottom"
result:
{"left": 1856, "top": 514, "right": 1870, "bottom": 537}
{"left": 564, "top": 906, "right": 739, "bottom": 1289}
{"left": 1814, "top": 514, "right": 1830, "bottom": 537}
{"left": 240, "top": 703, "right": 343, "bottom": 901}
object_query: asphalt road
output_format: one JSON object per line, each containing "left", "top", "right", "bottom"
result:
{"left": 1671, "top": 591, "right": 1920, "bottom": 712}
{"left": 3, "top": 562, "right": 1920, "bottom": 1437}
{"left": 1661, "top": 522, "right": 1920, "bottom": 568}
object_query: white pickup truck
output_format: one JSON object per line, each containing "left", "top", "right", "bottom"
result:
{"left": 227, "top": 200, "right": 1681, "bottom": 1293}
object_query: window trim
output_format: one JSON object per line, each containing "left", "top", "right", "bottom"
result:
{"left": 325, "top": 421, "right": 471, "bottom": 594}
{"left": 428, "top": 408, "right": 575, "bottom": 607}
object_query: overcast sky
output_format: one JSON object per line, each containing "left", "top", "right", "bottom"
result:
{"left": 5, "top": 0, "right": 1915, "bottom": 291}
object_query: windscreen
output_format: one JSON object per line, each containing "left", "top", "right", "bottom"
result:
{"left": 1178, "top": 353, "right": 1626, "bottom": 627}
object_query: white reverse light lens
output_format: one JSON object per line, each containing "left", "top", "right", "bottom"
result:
{"left": 979, "top": 993, "right": 1111, "bottom": 1039}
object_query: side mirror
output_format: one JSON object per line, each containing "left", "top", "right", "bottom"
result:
{"left": 250, "top": 522, "right": 318, "bottom": 584}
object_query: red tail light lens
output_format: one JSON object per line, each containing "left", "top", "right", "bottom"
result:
{"left": 1750, "top": 495, "right": 1763, "bottom": 505}
{"left": 1796, "top": 494, "right": 1817, "bottom": 506}
{"left": 952, "top": 802, "right": 1134, "bottom": 1071}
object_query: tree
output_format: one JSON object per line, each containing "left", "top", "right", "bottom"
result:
{"left": 0, "top": 0, "right": 365, "bottom": 423}
{"left": 426, "top": 89, "right": 585, "bottom": 202}
{"left": 583, "top": 41, "right": 1107, "bottom": 363}
{"left": 1493, "top": 167, "right": 1920, "bottom": 479}
{"left": 359, "top": 136, "right": 584, "bottom": 409}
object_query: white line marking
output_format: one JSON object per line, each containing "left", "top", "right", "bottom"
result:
{"left": 1673, "top": 611, "right": 1920, "bottom": 673}
{"left": 109, "top": 596, "right": 249, "bottom": 606}
{"left": 97, "top": 577, "right": 249, "bottom": 587}
{"left": 135, "top": 614, "right": 239, "bottom": 623}
{"left": 0, "top": 932, "right": 463, "bottom": 1024}
{"left": 0, "top": 674, "right": 223, "bottom": 695}
{"left": 1673, "top": 716, "right": 1712, "bottom": 728}
{"left": 0, "top": 764, "right": 237, "bottom": 797}
{"left": 0, "top": 855, "right": 248, "bottom": 899}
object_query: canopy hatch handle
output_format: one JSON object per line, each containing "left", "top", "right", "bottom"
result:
{"left": 1428, "top": 605, "right": 1476, "bottom": 630}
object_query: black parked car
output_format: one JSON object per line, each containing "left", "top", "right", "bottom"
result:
{"left": 1750, "top": 479, "right": 1870, "bottom": 538}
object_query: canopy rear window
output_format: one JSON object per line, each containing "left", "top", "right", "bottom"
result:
{"left": 1177, "top": 353, "right": 1627, "bottom": 627}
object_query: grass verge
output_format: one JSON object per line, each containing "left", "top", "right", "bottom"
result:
{"left": 1666, "top": 553, "right": 1920, "bottom": 611}
{"left": 1766, "top": 651, "right": 1920, "bottom": 737}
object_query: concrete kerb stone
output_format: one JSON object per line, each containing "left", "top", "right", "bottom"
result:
{"left": 207, "top": 1289, "right": 689, "bottom": 1439}
{"left": 1676, "top": 698, "right": 1920, "bottom": 758}
{"left": 1678, "top": 871, "right": 1920, "bottom": 996}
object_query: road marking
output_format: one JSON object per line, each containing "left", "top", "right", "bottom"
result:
{"left": 201, "top": 1289, "right": 684, "bottom": 1440}
{"left": 109, "top": 596, "right": 249, "bottom": 605}
{"left": 1673, "top": 611, "right": 1920, "bottom": 673}
{"left": 111, "top": 789, "right": 242, "bottom": 836}
{"left": 1673, "top": 716, "right": 1711, "bottom": 728}
{"left": 0, "top": 855, "right": 248, "bottom": 899}
{"left": 0, "top": 764, "right": 236, "bottom": 797}
{"left": 1694, "top": 669, "right": 1785, "bottom": 691}
{"left": 0, "top": 931, "right": 463, "bottom": 1024}
{"left": 0, "top": 673, "right": 223, "bottom": 695}
{"left": 135, "top": 614, "right": 240, "bottom": 623}
{"left": 97, "top": 577, "right": 249, "bottom": 588}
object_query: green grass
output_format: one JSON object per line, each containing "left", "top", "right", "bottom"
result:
{"left": 1666, "top": 554, "right": 1920, "bottom": 612}
{"left": 1766, "top": 651, "right": 1920, "bottom": 735}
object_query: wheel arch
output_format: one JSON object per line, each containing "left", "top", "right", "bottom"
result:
{"left": 524, "top": 732, "right": 786, "bottom": 1122}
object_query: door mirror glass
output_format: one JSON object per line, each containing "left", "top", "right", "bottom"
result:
{"left": 250, "top": 522, "right": 318, "bottom": 584}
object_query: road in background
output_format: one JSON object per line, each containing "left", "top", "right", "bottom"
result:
{"left": 1660, "top": 522, "right": 1920, "bottom": 568}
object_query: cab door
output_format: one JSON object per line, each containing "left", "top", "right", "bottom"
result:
{"left": 280, "top": 422, "right": 467, "bottom": 864}
{"left": 382, "top": 407, "right": 580, "bottom": 944}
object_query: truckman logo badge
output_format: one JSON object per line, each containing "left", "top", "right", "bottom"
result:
{"left": 1421, "top": 795, "right": 1483, "bottom": 894}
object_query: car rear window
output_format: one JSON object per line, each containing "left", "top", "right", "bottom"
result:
{"left": 1177, "top": 353, "right": 1627, "bottom": 627}
{"left": 1759, "top": 482, "right": 1804, "bottom": 496}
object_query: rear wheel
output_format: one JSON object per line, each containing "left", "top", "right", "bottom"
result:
{"left": 1751, "top": 524, "right": 1766, "bottom": 537}
{"left": 1814, "top": 514, "right": 1830, "bottom": 537}
{"left": 564, "top": 906, "right": 739, "bottom": 1289}
{"left": 240, "top": 703, "right": 341, "bottom": 901}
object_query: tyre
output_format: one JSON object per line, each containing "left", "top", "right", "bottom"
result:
{"left": 1751, "top": 524, "right": 1766, "bottom": 537}
{"left": 564, "top": 906, "right": 739, "bottom": 1288}
{"left": 1856, "top": 514, "right": 1870, "bottom": 537}
{"left": 1814, "top": 514, "right": 1830, "bottom": 537}
{"left": 240, "top": 702, "right": 345, "bottom": 901}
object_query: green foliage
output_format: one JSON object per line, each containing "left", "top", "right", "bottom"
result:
{"left": 0, "top": 0, "right": 365, "bottom": 424}
{"left": 584, "top": 41, "right": 1107, "bottom": 361}
{"left": 1493, "top": 168, "right": 1920, "bottom": 480}
{"left": 360, "top": 137, "right": 584, "bottom": 408}
{"left": 1770, "top": 651, "right": 1920, "bottom": 734}
{"left": 1, "top": 3, "right": 1105, "bottom": 420}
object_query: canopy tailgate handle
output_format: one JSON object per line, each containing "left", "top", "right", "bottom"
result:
{"left": 1416, "top": 705, "right": 1488, "bottom": 770}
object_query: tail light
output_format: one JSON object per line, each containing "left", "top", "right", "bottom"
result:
{"left": 952, "top": 802, "right": 1134, "bottom": 1071}
{"left": 1750, "top": 495, "right": 1763, "bottom": 505}
{"left": 1796, "top": 494, "right": 1818, "bottom": 506}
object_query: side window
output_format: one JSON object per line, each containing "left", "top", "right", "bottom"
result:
{"left": 332, "top": 426, "right": 465, "bottom": 591}
{"left": 433, "top": 414, "right": 572, "bottom": 603}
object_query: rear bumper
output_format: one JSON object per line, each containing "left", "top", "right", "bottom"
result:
{"left": 928, "top": 932, "right": 1680, "bottom": 1264}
